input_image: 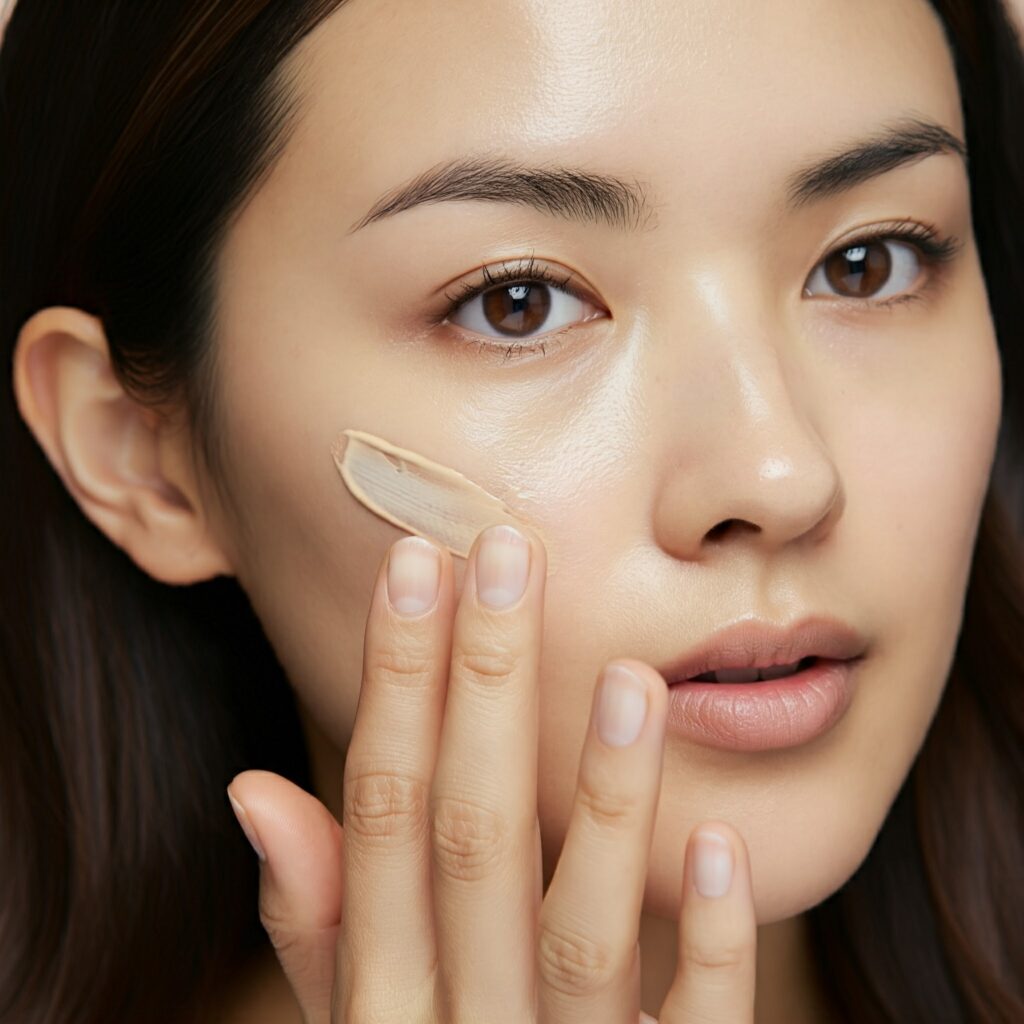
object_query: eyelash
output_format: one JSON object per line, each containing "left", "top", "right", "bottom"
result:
{"left": 436, "top": 255, "right": 590, "bottom": 361}
{"left": 809, "top": 220, "right": 962, "bottom": 307}
{"left": 436, "top": 223, "right": 963, "bottom": 360}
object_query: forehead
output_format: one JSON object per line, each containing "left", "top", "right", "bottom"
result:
{"left": 273, "top": 0, "right": 962, "bottom": 225}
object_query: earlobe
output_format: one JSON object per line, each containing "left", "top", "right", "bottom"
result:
{"left": 12, "top": 306, "right": 236, "bottom": 585}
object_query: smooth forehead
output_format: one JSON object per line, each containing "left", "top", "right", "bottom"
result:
{"left": 271, "top": 0, "right": 962, "bottom": 223}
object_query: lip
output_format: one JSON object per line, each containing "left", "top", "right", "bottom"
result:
{"left": 657, "top": 616, "right": 869, "bottom": 753}
{"left": 665, "top": 657, "right": 862, "bottom": 751}
{"left": 656, "top": 615, "right": 868, "bottom": 684}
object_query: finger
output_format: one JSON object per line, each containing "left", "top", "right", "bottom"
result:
{"left": 227, "top": 770, "right": 345, "bottom": 1024}
{"left": 336, "top": 535, "right": 454, "bottom": 1019}
{"left": 429, "top": 524, "right": 546, "bottom": 1022}
{"left": 536, "top": 661, "right": 668, "bottom": 1024}
{"left": 658, "top": 822, "right": 757, "bottom": 1023}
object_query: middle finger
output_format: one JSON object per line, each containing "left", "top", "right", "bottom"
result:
{"left": 429, "top": 523, "right": 547, "bottom": 1022}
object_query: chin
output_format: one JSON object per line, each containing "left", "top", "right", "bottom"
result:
{"left": 640, "top": 798, "right": 884, "bottom": 925}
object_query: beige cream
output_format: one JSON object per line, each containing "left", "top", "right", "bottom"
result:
{"left": 331, "top": 428, "right": 538, "bottom": 561}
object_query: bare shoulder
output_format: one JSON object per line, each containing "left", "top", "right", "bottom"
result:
{"left": 199, "top": 944, "right": 305, "bottom": 1024}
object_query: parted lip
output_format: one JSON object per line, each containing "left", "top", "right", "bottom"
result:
{"left": 657, "top": 616, "right": 869, "bottom": 684}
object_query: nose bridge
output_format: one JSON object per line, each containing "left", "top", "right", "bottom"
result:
{"left": 651, "top": 269, "right": 843, "bottom": 560}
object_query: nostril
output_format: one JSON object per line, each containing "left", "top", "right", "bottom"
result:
{"left": 706, "top": 520, "right": 735, "bottom": 541}
{"left": 707, "top": 519, "right": 757, "bottom": 542}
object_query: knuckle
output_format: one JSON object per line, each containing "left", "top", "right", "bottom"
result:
{"left": 574, "top": 774, "right": 637, "bottom": 833}
{"left": 451, "top": 637, "right": 521, "bottom": 690}
{"left": 364, "top": 643, "right": 436, "bottom": 690}
{"left": 681, "top": 938, "right": 747, "bottom": 973}
{"left": 343, "top": 768, "right": 427, "bottom": 845}
{"left": 430, "top": 795, "right": 506, "bottom": 882}
{"left": 536, "top": 918, "right": 617, "bottom": 996}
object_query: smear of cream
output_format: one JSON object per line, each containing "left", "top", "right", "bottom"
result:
{"left": 331, "top": 429, "right": 543, "bottom": 563}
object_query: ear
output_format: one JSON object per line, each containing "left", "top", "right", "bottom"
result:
{"left": 11, "top": 306, "right": 236, "bottom": 584}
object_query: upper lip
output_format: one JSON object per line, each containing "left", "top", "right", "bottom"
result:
{"left": 657, "top": 615, "right": 868, "bottom": 684}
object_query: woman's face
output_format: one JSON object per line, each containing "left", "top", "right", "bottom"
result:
{"left": 204, "top": 0, "right": 1000, "bottom": 924}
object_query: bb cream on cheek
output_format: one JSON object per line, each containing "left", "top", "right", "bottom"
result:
{"left": 330, "top": 429, "right": 537, "bottom": 560}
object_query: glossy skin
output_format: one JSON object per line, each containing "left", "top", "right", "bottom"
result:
{"left": 11, "top": 0, "right": 1002, "bottom": 1019}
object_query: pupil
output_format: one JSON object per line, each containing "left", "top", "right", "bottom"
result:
{"left": 825, "top": 242, "right": 891, "bottom": 297}
{"left": 482, "top": 282, "right": 551, "bottom": 336}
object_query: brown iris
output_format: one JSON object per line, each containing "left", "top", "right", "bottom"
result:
{"left": 823, "top": 241, "right": 892, "bottom": 297}
{"left": 481, "top": 282, "right": 551, "bottom": 336}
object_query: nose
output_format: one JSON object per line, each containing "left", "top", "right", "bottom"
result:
{"left": 652, "top": 326, "right": 843, "bottom": 564}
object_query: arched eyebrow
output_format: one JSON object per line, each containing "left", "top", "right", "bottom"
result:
{"left": 347, "top": 156, "right": 655, "bottom": 233}
{"left": 785, "top": 116, "right": 967, "bottom": 207}
{"left": 347, "top": 116, "right": 967, "bottom": 234}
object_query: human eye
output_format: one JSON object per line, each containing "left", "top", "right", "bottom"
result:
{"left": 436, "top": 255, "right": 607, "bottom": 360}
{"left": 803, "top": 220, "right": 963, "bottom": 308}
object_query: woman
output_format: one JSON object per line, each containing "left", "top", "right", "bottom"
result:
{"left": 1, "top": 1, "right": 1022, "bottom": 1021}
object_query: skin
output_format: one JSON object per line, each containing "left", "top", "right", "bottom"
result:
{"left": 1011, "top": 0, "right": 1024, "bottom": 41}
{"left": 10, "top": 0, "right": 1003, "bottom": 1020}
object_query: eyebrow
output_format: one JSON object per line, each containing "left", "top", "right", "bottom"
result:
{"left": 347, "top": 116, "right": 967, "bottom": 234}
{"left": 786, "top": 116, "right": 967, "bottom": 207}
{"left": 347, "top": 156, "right": 654, "bottom": 233}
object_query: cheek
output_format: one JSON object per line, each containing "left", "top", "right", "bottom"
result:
{"left": 213, "top": 354, "right": 592, "bottom": 754}
{"left": 853, "top": 310, "right": 1002, "bottom": 667}
{"left": 538, "top": 306, "right": 1003, "bottom": 924}
{"left": 765, "top": 322, "right": 1000, "bottom": 920}
{"left": 822, "top": 314, "right": 1001, "bottom": 863}
{"left": 224, "top": 434, "right": 378, "bottom": 750}
{"left": 206, "top": 354, "right": 395, "bottom": 749}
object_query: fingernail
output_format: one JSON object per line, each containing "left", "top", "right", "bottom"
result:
{"left": 595, "top": 664, "right": 649, "bottom": 747}
{"left": 228, "top": 791, "right": 267, "bottom": 862}
{"left": 475, "top": 525, "right": 530, "bottom": 609}
{"left": 387, "top": 536, "right": 441, "bottom": 617}
{"left": 693, "top": 829, "right": 733, "bottom": 898}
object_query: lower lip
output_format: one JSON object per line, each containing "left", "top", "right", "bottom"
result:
{"left": 665, "top": 658, "right": 860, "bottom": 752}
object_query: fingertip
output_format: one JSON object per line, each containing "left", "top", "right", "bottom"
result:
{"left": 690, "top": 826, "right": 735, "bottom": 899}
{"left": 691, "top": 820, "right": 751, "bottom": 876}
{"left": 226, "top": 785, "right": 267, "bottom": 863}
{"left": 690, "top": 819, "right": 745, "bottom": 849}
{"left": 608, "top": 659, "right": 669, "bottom": 715}
{"left": 525, "top": 523, "right": 549, "bottom": 565}
{"left": 236, "top": 776, "right": 345, "bottom": 931}
{"left": 227, "top": 773, "right": 343, "bottom": 876}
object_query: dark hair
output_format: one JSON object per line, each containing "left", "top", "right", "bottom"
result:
{"left": 1, "top": 1, "right": 1021, "bottom": 1021}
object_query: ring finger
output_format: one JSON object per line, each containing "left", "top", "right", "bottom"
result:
{"left": 536, "top": 660, "right": 668, "bottom": 1024}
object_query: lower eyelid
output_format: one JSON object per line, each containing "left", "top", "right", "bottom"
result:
{"left": 809, "top": 269, "right": 949, "bottom": 316}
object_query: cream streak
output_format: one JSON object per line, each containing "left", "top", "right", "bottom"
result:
{"left": 331, "top": 428, "right": 540, "bottom": 561}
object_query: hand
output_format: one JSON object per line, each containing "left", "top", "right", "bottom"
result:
{"left": 227, "top": 525, "right": 757, "bottom": 1021}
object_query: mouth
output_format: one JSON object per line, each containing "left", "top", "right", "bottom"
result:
{"left": 657, "top": 616, "right": 868, "bottom": 687}
{"left": 665, "top": 654, "right": 862, "bottom": 751}
{"left": 685, "top": 654, "right": 820, "bottom": 684}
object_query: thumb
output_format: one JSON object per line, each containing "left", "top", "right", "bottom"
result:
{"left": 227, "top": 769, "right": 344, "bottom": 1024}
